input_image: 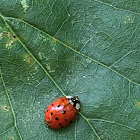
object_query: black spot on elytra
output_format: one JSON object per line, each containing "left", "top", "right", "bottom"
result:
{"left": 62, "top": 99, "right": 64, "bottom": 101}
{"left": 51, "top": 112, "right": 53, "bottom": 115}
{"left": 70, "top": 120, "right": 72, "bottom": 123}
{"left": 59, "top": 123, "right": 62, "bottom": 126}
{"left": 57, "top": 105, "right": 61, "bottom": 107}
{"left": 51, "top": 104, "right": 53, "bottom": 106}
{"left": 62, "top": 110, "right": 66, "bottom": 114}
{"left": 65, "top": 118, "right": 68, "bottom": 121}
{"left": 47, "top": 110, "right": 48, "bottom": 112}
{"left": 55, "top": 117, "right": 58, "bottom": 120}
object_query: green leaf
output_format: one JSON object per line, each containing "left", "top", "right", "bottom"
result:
{"left": 0, "top": 0, "right": 140, "bottom": 140}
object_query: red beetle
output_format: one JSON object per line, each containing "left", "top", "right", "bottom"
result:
{"left": 45, "top": 96, "right": 80, "bottom": 129}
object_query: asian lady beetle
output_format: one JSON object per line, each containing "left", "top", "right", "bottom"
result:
{"left": 45, "top": 96, "right": 80, "bottom": 129}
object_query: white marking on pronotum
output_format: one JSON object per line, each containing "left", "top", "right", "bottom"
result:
{"left": 75, "top": 103, "right": 80, "bottom": 110}
{"left": 66, "top": 96, "right": 80, "bottom": 110}
{"left": 21, "top": 0, "right": 29, "bottom": 12}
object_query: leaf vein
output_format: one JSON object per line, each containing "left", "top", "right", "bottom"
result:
{"left": 0, "top": 68, "right": 23, "bottom": 140}
{"left": 79, "top": 112, "right": 102, "bottom": 140}
{"left": 3, "top": 16, "right": 140, "bottom": 86}
{"left": 0, "top": 14, "right": 66, "bottom": 98}
{"left": 0, "top": 126, "right": 15, "bottom": 136}
{"left": 94, "top": 0, "right": 140, "bottom": 16}
{"left": 88, "top": 118, "right": 140, "bottom": 135}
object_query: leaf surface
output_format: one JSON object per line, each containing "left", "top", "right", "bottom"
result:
{"left": 0, "top": 0, "right": 140, "bottom": 140}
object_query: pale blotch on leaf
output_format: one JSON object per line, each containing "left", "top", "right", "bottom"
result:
{"left": 4, "top": 32, "right": 17, "bottom": 49}
{"left": 0, "top": 33, "right": 3, "bottom": 40}
{"left": 21, "top": 0, "right": 29, "bottom": 12}
{"left": 71, "top": 20, "right": 76, "bottom": 25}
{"left": 38, "top": 34, "right": 48, "bottom": 41}
{"left": 135, "top": 101, "right": 140, "bottom": 110}
{"left": 9, "top": 137, "right": 14, "bottom": 140}
{"left": 52, "top": 48, "right": 56, "bottom": 51}
{"left": 35, "top": 66, "right": 39, "bottom": 71}
{"left": 46, "top": 63, "right": 55, "bottom": 73}
{"left": 46, "top": 63, "right": 51, "bottom": 70}
{"left": 0, "top": 31, "right": 17, "bottom": 49}
{"left": 86, "top": 58, "right": 92, "bottom": 63}
{"left": 124, "top": 16, "right": 134, "bottom": 24}
{"left": 124, "top": 20, "right": 127, "bottom": 24}
{"left": 3, "top": 105, "right": 10, "bottom": 111}
{"left": 6, "top": 40, "right": 15, "bottom": 49}
{"left": 23, "top": 54, "right": 35, "bottom": 64}
{"left": 38, "top": 52, "right": 44, "bottom": 60}
{"left": 1, "top": 31, "right": 10, "bottom": 38}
